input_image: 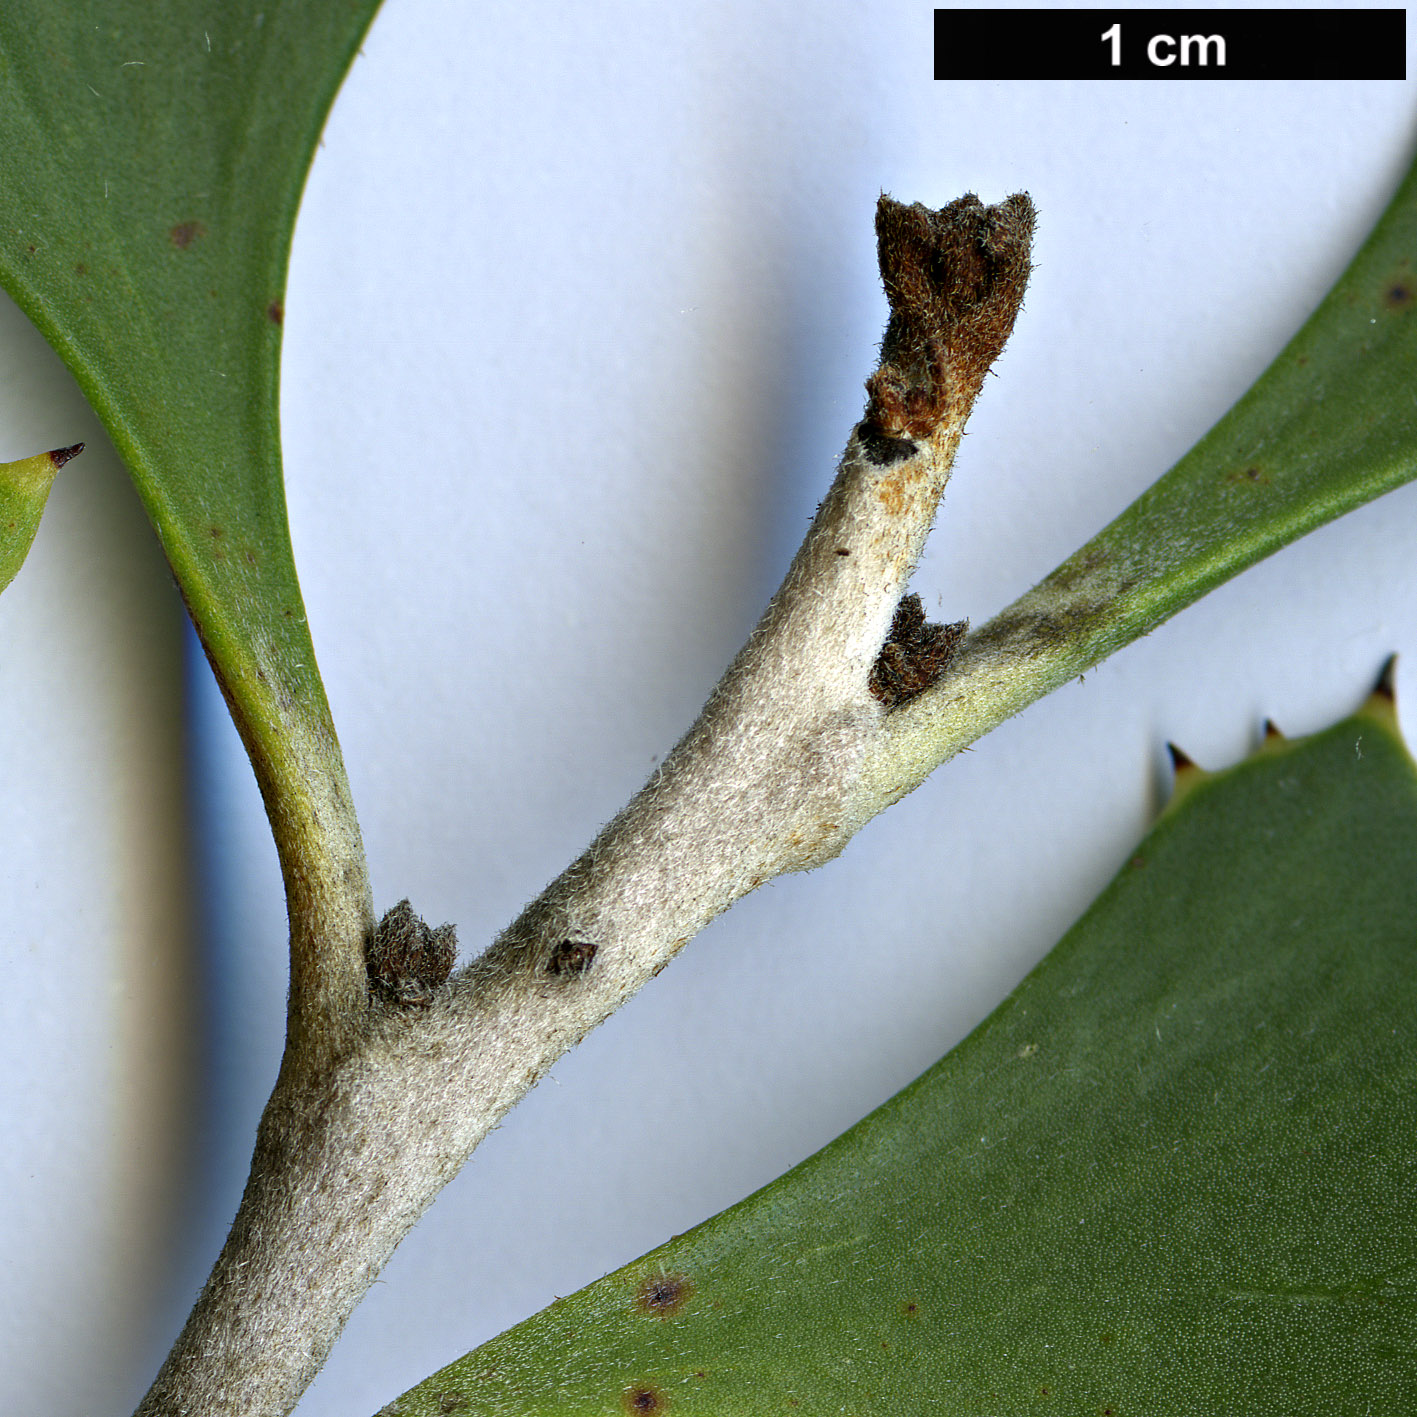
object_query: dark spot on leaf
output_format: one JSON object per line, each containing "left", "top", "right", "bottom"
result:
{"left": 1385, "top": 282, "right": 1413, "bottom": 309}
{"left": 835, "top": 546, "right": 851, "bottom": 556}
{"left": 1226, "top": 464, "right": 1268, "bottom": 486}
{"left": 25, "top": 243, "right": 35, "bottom": 254}
{"left": 869, "top": 594, "right": 966, "bottom": 708}
{"left": 1099, "top": 1332, "right": 1115, "bottom": 1344}
{"left": 209, "top": 524, "right": 223, "bottom": 537}
{"left": 634, "top": 1272, "right": 693, "bottom": 1317}
{"left": 268, "top": 300, "right": 284, "bottom": 324}
{"left": 1129, "top": 854, "right": 1146, "bottom": 869}
{"left": 547, "top": 938, "right": 598, "bottom": 977}
{"left": 622, "top": 1383, "right": 667, "bottom": 1414}
{"left": 170, "top": 220, "right": 207, "bottom": 249}
{"left": 901, "top": 1300, "right": 920, "bottom": 1318}
{"left": 438, "top": 1395, "right": 467, "bottom": 1414}
{"left": 74, "top": 262, "right": 87, "bottom": 276}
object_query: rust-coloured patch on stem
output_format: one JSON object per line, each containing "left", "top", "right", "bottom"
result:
{"left": 863, "top": 192, "right": 1034, "bottom": 445}
{"left": 869, "top": 593, "right": 966, "bottom": 708}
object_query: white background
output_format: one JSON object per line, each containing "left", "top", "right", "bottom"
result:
{"left": 2, "top": 2, "right": 1414, "bottom": 1413}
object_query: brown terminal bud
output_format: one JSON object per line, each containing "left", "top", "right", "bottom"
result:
{"left": 864, "top": 191, "right": 1035, "bottom": 445}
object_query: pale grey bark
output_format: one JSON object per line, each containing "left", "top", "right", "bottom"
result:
{"left": 136, "top": 192, "right": 1034, "bottom": 1417}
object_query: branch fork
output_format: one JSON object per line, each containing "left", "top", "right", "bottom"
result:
{"left": 137, "top": 190, "right": 1035, "bottom": 1417}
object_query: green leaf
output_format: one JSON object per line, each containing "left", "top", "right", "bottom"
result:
{"left": 388, "top": 678, "right": 1417, "bottom": 1415}
{"left": 1051, "top": 155, "right": 1417, "bottom": 653}
{"left": 0, "top": 3, "right": 382, "bottom": 1019}
{"left": 886, "top": 153, "right": 1417, "bottom": 781}
{"left": 0, "top": 442, "right": 79, "bottom": 595}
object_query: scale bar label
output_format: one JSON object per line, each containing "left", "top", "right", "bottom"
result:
{"left": 934, "top": 9, "right": 1406, "bottom": 79}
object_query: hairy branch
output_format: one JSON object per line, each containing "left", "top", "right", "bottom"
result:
{"left": 137, "top": 191, "right": 1034, "bottom": 1417}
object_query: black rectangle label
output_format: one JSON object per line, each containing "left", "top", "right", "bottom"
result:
{"left": 934, "top": 9, "right": 1406, "bottom": 79}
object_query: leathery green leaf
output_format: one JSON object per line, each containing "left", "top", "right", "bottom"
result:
{"left": 1051, "top": 152, "right": 1417, "bottom": 651}
{"left": 389, "top": 681, "right": 1417, "bottom": 1416}
{"left": 0, "top": 2, "right": 379, "bottom": 872}
{"left": 0, "top": 443, "right": 79, "bottom": 595}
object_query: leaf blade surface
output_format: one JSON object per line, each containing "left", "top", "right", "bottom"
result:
{"left": 0, "top": 0, "right": 380, "bottom": 859}
{"left": 0, "top": 1, "right": 384, "bottom": 1021}
{"left": 390, "top": 691, "right": 1417, "bottom": 1415}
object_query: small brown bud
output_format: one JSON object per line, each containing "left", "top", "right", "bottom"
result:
{"left": 367, "top": 899, "right": 457, "bottom": 1006}
{"left": 868, "top": 593, "right": 967, "bottom": 708}
{"left": 546, "top": 938, "right": 599, "bottom": 977}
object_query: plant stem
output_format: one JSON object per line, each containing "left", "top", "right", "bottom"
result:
{"left": 136, "top": 192, "right": 1034, "bottom": 1417}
